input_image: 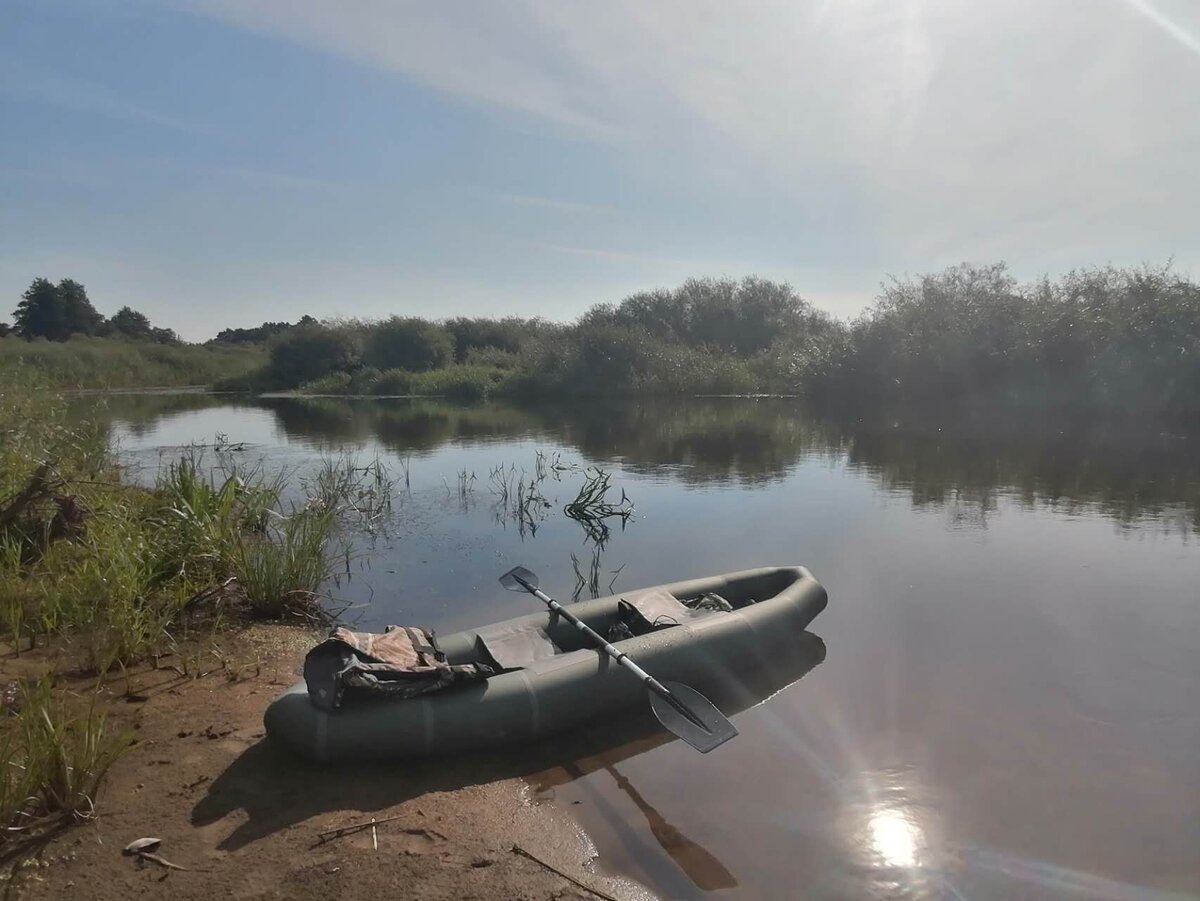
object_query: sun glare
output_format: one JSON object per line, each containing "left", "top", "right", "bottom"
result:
{"left": 868, "top": 808, "right": 922, "bottom": 868}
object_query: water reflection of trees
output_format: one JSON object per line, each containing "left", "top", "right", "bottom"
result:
{"left": 543, "top": 398, "right": 840, "bottom": 485}
{"left": 266, "top": 397, "right": 546, "bottom": 452}
{"left": 91, "top": 393, "right": 1200, "bottom": 533}
{"left": 268, "top": 396, "right": 837, "bottom": 485}
{"left": 69, "top": 391, "right": 242, "bottom": 439}
{"left": 842, "top": 414, "right": 1200, "bottom": 533}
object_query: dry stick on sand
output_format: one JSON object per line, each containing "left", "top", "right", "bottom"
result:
{"left": 315, "top": 812, "right": 409, "bottom": 843}
{"left": 510, "top": 845, "right": 619, "bottom": 901}
{"left": 136, "top": 851, "right": 188, "bottom": 871}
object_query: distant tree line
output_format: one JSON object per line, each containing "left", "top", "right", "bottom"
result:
{"left": 12, "top": 264, "right": 1199, "bottom": 415}
{"left": 218, "top": 264, "right": 1199, "bottom": 415}
{"left": 829, "top": 263, "right": 1200, "bottom": 412}
{"left": 8, "top": 278, "right": 180, "bottom": 344}
{"left": 209, "top": 315, "right": 317, "bottom": 345}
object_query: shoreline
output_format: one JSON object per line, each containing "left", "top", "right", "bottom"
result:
{"left": 3, "top": 624, "right": 649, "bottom": 900}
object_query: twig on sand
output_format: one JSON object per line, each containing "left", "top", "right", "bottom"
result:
{"left": 122, "top": 839, "right": 189, "bottom": 871}
{"left": 316, "top": 812, "right": 408, "bottom": 843}
{"left": 510, "top": 844, "right": 618, "bottom": 901}
{"left": 136, "top": 851, "right": 188, "bottom": 871}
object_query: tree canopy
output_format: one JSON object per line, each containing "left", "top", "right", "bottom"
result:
{"left": 11, "top": 279, "right": 179, "bottom": 344}
{"left": 13, "top": 278, "right": 104, "bottom": 341}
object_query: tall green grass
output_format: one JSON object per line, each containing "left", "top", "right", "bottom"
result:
{"left": 0, "top": 335, "right": 265, "bottom": 390}
{"left": 0, "top": 379, "right": 374, "bottom": 664}
{"left": 225, "top": 506, "right": 340, "bottom": 617}
{"left": 0, "top": 377, "right": 389, "bottom": 856}
{"left": 0, "top": 678, "right": 133, "bottom": 859}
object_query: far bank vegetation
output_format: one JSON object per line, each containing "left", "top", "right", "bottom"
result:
{"left": 216, "top": 264, "right": 1200, "bottom": 415}
{"left": 6, "top": 264, "right": 1199, "bottom": 414}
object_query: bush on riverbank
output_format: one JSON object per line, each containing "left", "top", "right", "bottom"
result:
{"left": 301, "top": 364, "right": 510, "bottom": 401}
{"left": 823, "top": 263, "right": 1200, "bottom": 414}
{"left": 0, "top": 335, "right": 265, "bottom": 390}
{"left": 217, "top": 263, "right": 1200, "bottom": 414}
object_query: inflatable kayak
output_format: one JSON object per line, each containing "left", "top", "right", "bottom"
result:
{"left": 264, "top": 565, "right": 827, "bottom": 761}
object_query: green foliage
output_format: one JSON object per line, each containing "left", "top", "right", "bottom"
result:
{"left": 301, "top": 364, "right": 509, "bottom": 401}
{"left": 211, "top": 315, "right": 314, "bottom": 345}
{"left": 463, "top": 345, "right": 522, "bottom": 369}
{"left": 0, "top": 335, "right": 264, "bottom": 390}
{"left": 267, "top": 322, "right": 361, "bottom": 386}
{"left": 402, "top": 365, "right": 508, "bottom": 401}
{"left": 224, "top": 506, "right": 339, "bottom": 617}
{"left": 103, "top": 305, "right": 181, "bottom": 344}
{"left": 443, "top": 316, "right": 529, "bottom": 362}
{"left": 583, "top": 276, "right": 825, "bottom": 355}
{"left": 826, "top": 263, "right": 1200, "bottom": 413}
{"left": 0, "top": 678, "right": 134, "bottom": 853}
{"left": 13, "top": 278, "right": 104, "bottom": 341}
{"left": 214, "top": 266, "right": 1200, "bottom": 413}
{"left": 363, "top": 316, "right": 453, "bottom": 372}
{"left": 0, "top": 379, "right": 368, "bottom": 664}
{"left": 300, "top": 371, "right": 357, "bottom": 394}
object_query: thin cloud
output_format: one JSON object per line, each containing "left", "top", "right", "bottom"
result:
{"left": 537, "top": 241, "right": 680, "bottom": 266}
{"left": 489, "top": 191, "right": 627, "bottom": 217}
{"left": 172, "top": 0, "right": 631, "bottom": 142}
{"left": 0, "top": 60, "right": 206, "bottom": 135}
{"left": 172, "top": 0, "right": 1200, "bottom": 272}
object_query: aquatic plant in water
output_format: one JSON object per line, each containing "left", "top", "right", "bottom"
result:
{"left": 564, "top": 467, "right": 634, "bottom": 546}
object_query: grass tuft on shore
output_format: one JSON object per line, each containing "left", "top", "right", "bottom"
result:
{"left": 0, "top": 678, "right": 134, "bottom": 861}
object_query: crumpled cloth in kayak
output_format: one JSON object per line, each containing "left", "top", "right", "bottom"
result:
{"left": 474, "top": 620, "right": 564, "bottom": 671}
{"left": 304, "top": 625, "right": 494, "bottom": 711}
{"left": 621, "top": 588, "right": 732, "bottom": 629}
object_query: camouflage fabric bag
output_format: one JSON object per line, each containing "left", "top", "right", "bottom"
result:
{"left": 304, "top": 625, "right": 493, "bottom": 711}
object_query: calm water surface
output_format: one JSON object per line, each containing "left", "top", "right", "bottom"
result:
{"left": 87, "top": 394, "right": 1200, "bottom": 900}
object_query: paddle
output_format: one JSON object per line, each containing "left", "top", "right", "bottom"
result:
{"left": 499, "top": 565, "right": 737, "bottom": 753}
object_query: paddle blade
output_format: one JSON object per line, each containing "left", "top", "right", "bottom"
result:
{"left": 648, "top": 681, "right": 738, "bottom": 753}
{"left": 499, "top": 565, "right": 539, "bottom": 592}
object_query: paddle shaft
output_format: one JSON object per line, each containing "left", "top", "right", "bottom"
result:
{"left": 519, "top": 580, "right": 702, "bottom": 726}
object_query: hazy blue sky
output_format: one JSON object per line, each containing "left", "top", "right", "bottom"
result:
{"left": 3, "top": 0, "right": 1198, "bottom": 340}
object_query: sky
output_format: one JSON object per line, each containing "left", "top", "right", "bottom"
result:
{"left": 2, "top": 0, "right": 1198, "bottom": 341}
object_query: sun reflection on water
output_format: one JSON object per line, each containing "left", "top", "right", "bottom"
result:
{"left": 839, "top": 767, "right": 947, "bottom": 897}
{"left": 868, "top": 806, "right": 923, "bottom": 868}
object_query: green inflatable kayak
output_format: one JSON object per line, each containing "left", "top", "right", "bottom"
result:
{"left": 264, "top": 565, "right": 827, "bottom": 761}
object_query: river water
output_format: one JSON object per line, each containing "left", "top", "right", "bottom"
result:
{"left": 85, "top": 393, "right": 1199, "bottom": 899}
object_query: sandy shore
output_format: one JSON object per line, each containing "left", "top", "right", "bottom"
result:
{"left": 5, "top": 625, "right": 650, "bottom": 900}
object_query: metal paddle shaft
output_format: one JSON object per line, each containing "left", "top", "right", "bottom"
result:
{"left": 499, "top": 565, "right": 737, "bottom": 753}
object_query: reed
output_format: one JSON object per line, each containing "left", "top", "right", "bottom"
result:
{"left": 564, "top": 467, "right": 634, "bottom": 545}
{"left": 0, "top": 335, "right": 263, "bottom": 390}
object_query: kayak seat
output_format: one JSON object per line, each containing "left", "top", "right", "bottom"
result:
{"left": 472, "top": 590, "right": 736, "bottom": 671}
{"left": 474, "top": 620, "right": 565, "bottom": 672}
